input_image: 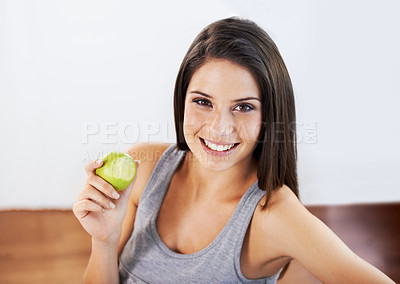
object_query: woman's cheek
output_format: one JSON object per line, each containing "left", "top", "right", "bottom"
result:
{"left": 249, "top": 116, "right": 262, "bottom": 139}
{"left": 185, "top": 105, "right": 206, "bottom": 125}
{"left": 238, "top": 115, "right": 262, "bottom": 142}
{"left": 183, "top": 106, "right": 205, "bottom": 143}
{"left": 250, "top": 115, "right": 262, "bottom": 142}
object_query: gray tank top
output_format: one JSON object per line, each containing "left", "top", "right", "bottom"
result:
{"left": 119, "top": 144, "right": 283, "bottom": 283}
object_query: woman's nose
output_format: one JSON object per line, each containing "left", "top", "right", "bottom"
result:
{"left": 209, "top": 110, "right": 234, "bottom": 137}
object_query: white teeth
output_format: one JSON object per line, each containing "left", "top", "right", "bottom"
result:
{"left": 203, "top": 139, "right": 236, "bottom": 152}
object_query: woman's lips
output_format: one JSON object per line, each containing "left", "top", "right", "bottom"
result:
{"left": 199, "top": 137, "right": 240, "bottom": 157}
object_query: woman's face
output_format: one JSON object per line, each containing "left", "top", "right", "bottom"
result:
{"left": 183, "top": 59, "right": 262, "bottom": 172}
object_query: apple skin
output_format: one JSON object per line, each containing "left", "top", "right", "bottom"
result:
{"left": 95, "top": 151, "right": 136, "bottom": 191}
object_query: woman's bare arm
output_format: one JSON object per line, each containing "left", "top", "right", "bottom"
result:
{"left": 74, "top": 159, "right": 139, "bottom": 284}
{"left": 79, "top": 143, "right": 172, "bottom": 283}
{"left": 264, "top": 189, "right": 395, "bottom": 283}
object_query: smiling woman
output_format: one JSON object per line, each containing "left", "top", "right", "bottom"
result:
{"left": 73, "top": 17, "right": 395, "bottom": 284}
{"left": 183, "top": 59, "right": 262, "bottom": 170}
{"left": 173, "top": 18, "right": 299, "bottom": 211}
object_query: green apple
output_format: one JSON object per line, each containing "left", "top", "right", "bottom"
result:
{"left": 95, "top": 151, "right": 136, "bottom": 191}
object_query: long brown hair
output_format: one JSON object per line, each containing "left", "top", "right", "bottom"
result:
{"left": 173, "top": 17, "right": 299, "bottom": 209}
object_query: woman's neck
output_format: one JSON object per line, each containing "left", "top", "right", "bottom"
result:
{"left": 177, "top": 151, "right": 258, "bottom": 202}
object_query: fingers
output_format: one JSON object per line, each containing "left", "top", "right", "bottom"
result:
{"left": 78, "top": 184, "right": 116, "bottom": 210}
{"left": 87, "top": 174, "right": 120, "bottom": 200}
{"left": 78, "top": 158, "right": 140, "bottom": 216}
{"left": 73, "top": 199, "right": 105, "bottom": 220}
{"left": 73, "top": 176, "right": 117, "bottom": 221}
{"left": 85, "top": 159, "right": 104, "bottom": 177}
{"left": 75, "top": 158, "right": 139, "bottom": 223}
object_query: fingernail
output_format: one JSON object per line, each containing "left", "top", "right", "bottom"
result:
{"left": 112, "top": 191, "right": 120, "bottom": 199}
{"left": 109, "top": 201, "right": 115, "bottom": 209}
{"left": 96, "top": 159, "right": 103, "bottom": 165}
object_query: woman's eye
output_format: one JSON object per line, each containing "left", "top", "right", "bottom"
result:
{"left": 234, "top": 104, "right": 254, "bottom": 112}
{"left": 193, "top": 98, "right": 212, "bottom": 107}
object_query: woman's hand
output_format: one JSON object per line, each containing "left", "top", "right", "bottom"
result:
{"left": 72, "top": 158, "right": 140, "bottom": 243}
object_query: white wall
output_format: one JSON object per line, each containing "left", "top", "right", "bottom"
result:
{"left": 1, "top": 0, "right": 399, "bottom": 209}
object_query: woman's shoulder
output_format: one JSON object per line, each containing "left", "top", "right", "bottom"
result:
{"left": 255, "top": 184, "right": 304, "bottom": 221}
{"left": 256, "top": 184, "right": 313, "bottom": 233}
{"left": 249, "top": 185, "right": 308, "bottom": 261}
{"left": 241, "top": 185, "right": 304, "bottom": 276}
{"left": 125, "top": 142, "right": 173, "bottom": 206}
{"left": 252, "top": 185, "right": 396, "bottom": 283}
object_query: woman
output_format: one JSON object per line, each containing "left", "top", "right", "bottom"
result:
{"left": 73, "top": 17, "right": 395, "bottom": 283}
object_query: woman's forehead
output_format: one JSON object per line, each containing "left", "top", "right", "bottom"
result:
{"left": 187, "top": 59, "right": 260, "bottom": 99}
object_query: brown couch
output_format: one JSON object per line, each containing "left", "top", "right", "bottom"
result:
{"left": 0, "top": 203, "right": 398, "bottom": 283}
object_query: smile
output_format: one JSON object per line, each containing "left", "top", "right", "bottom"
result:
{"left": 199, "top": 137, "right": 240, "bottom": 155}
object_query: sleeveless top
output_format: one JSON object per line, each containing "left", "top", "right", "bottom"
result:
{"left": 119, "top": 144, "right": 283, "bottom": 283}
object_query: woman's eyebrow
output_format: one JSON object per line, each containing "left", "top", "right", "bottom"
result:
{"left": 189, "top": 90, "right": 260, "bottom": 102}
